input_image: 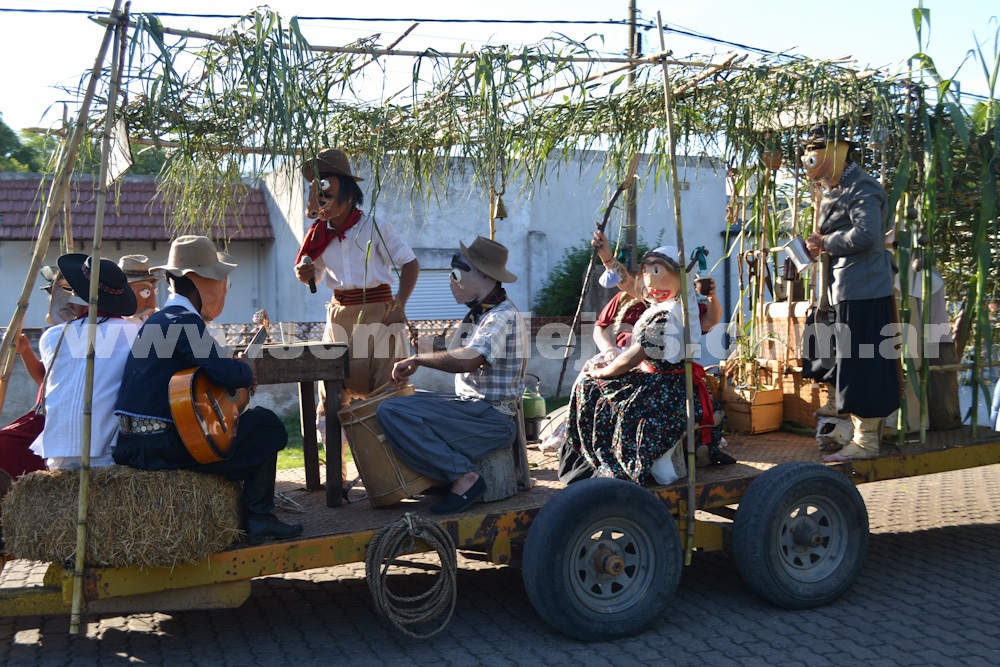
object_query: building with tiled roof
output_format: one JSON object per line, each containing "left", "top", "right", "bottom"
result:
{"left": 0, "top": 172, "right": 277, "bottom": 328}
{"left": 0, "top": 173, "right": 273, "bottom": 243}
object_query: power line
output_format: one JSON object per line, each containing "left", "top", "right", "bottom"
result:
{"left": 0, "top": 6, "right": 990, "bottom": 103}
{"left": 0, "top": 8, "right": 635, "bottom": 24}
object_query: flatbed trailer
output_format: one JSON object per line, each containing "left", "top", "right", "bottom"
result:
{"left": 3, "top": 426, "right": 999, "bottom": 640}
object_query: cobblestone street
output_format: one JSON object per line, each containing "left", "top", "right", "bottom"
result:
{"left": 3, "top": 465, "right": 1000, "bottom": 666}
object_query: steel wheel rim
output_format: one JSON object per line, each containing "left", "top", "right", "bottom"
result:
{"left": 566, "top": 517, "right": 657, "bottom": 614}
{"left": 775, "top": 493, "right": 849, "bottom": 583}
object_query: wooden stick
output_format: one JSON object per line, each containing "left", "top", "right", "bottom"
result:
{"left": 657, "top": 11, "right": 698, "bottom": 566}
{"left": 554, "top": 154, "right": 640, "bottom": 397}
{"left": 69, "top": 1, "right": 126, "bottom": 637}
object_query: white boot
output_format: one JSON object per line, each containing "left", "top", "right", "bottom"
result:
{"left": 814, "top": 392, "right": 840, "bottom": 419}
{"left": 816, "top": 416, "right": 853, "bottom": 452}
{"left": 822, "top": 415, "right": 882, "bottom": 462}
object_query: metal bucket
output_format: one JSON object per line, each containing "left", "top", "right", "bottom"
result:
{"left": 783, "top": 237, "right": 814, "bottom": 272}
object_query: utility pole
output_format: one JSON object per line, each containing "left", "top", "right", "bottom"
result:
{"left": 625, "top": 0, "right": 640, "bottom": 268}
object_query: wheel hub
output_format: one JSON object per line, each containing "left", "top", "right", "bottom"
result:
{"left": 593, "top": 547, "right": 625, "bottom": 576}
{"left": 790, "top": 518, "right": 823, "bottom": 547}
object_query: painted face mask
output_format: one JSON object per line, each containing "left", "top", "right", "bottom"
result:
{"left": 130, "top": 279, "right": 159, "bottom": 320}
{"left": 46, "top": 276, "right": 87, "bottom": 325}
{"left": 449, "top": 251, "right": 497, "bottom": 306}
{"left": 801, "top": 143, "right": 846, "bottom": 182}
{"left": 641, "top": 256, "right": 681, "bottom": 303}
{"left": 188, "top": 274, "right": 229, "bottom": 321}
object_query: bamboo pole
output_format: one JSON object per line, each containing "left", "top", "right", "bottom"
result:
{"left": 657, "top": 12, "right": 698, "bottom": 566}
{"left": 0, "top": 1, "right": 123, "bottom": 416}
{"left": 69, "top": 2, "right": 127, "bottom": 636}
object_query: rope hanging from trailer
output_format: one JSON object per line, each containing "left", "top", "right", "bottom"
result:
{"left": 365, "top": 512, "right": 458, "bottom": 639}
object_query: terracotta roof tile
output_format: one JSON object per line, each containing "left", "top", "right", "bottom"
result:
{"left": 0, "top": 173, "right": 274, "bottom": 242}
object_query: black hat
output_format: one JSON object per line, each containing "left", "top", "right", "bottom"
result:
{"left": 801, "top": 124, "right": 858, "bottom": 150}
{"left": 57, "top": 254, "right": 137, "bottom": 317}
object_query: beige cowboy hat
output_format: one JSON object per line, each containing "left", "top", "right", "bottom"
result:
{"left": 150, "top": 236, "right": 237, "bottom": 281}
{"left": 118, "top": 254, "right": 155, "bottom": 283}
{"left": 301, "top": 148, "right": 365, "bottom": 182}
{"left": 459, "top": 236, "right": 518, "bottom": 283}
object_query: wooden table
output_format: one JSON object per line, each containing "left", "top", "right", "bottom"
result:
{"left": 253, "top": 342, "right": 348, "bottom": 507}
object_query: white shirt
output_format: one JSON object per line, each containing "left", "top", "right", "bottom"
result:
{"left": 31, "top": 317, "right": 140, "bottom": 466}
{"left": 634, "top": 289, "right": 702, "bottom": 365}
{"left": 313, "top": 212, "right": 416, "bottom": 291}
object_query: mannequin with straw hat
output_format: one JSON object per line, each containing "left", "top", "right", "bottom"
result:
{"left": 113, "top": 236, "right": 303, "bottom": 545}
{"left": 295, "top": 148, "right": 420, "bottom": 496}
{"left": 29, "top": 255, "right": 139, "bottom": 471}
{"left": 375, "top": 237, "right": 527, "bottom": 514}
{"left": 118, "top": 254, "right": 160, "bottom": 325}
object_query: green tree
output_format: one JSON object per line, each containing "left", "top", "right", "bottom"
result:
{"left": 534, "top": 241, "right": 651, "bottom": 316}
{"left": 21, "top": 130, "right": 169, "bottom": 177}
{"left": 0, "top": 114, "right": 44, "bottom": 172}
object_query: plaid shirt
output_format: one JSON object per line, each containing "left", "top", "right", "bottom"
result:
{"left": 454, "top": 299, "right": 527, "bottom": 401}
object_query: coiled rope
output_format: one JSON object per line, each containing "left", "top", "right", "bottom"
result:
{"left": 365, "top": 512, "right": 458, "bottom": 639}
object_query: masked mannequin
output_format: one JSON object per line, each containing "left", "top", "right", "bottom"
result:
{"left": 45, "top": 270, "right": 87, "bottom": 326}
{"left": 449, "top": 251, "right": 500, "bottom": 308}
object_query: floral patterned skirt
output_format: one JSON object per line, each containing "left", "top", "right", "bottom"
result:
{"left": 565, "top": 367, "right": 723, "bottom": 485}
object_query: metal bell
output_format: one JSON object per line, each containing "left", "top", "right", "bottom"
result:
{"left": 493, "top": 195, "right": 508, "bottom": 220}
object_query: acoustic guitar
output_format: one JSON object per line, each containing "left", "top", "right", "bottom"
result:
{"left": 168, "top": 310, "right": 270, "bottom": 464}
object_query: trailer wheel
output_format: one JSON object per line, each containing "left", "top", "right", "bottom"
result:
{"left": 733, "top": 461, "right": 868, "bottom": 609}
{"left": 522, "top": 477, "right": 681, "bottom": 641}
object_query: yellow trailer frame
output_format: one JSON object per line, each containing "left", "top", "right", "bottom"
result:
{"left": 2, "top": 427, "right": 999, "bottom": 623}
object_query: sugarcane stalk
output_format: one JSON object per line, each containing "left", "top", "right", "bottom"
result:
{"left": 69, "top": 2, "right": 126, "bottom": 636}
{"left": 656, "top": 11, "right": 698, "bottom": 566}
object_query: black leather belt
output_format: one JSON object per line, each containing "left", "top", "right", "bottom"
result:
{"left": 118, "top": 415, "right": 170, "bottom": 434}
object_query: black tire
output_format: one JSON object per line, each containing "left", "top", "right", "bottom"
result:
{"left": 522, "top": 477, "right": 682, "bottom": 641}
{"left": 732, "top": 461, "right": 869, "bottom": 609}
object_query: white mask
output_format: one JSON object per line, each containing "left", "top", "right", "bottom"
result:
{"left": 449, "top": 251, "right": 498, "bottom": 306}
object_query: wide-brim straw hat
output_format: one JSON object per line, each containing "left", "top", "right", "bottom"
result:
{"left": 459, "top": 236, "right": 517, "bottom": 283}
{"left": 118, "top": 254, "right": 155, "bottom": 283}
{"left": 57, "top": 254, "right": 137, "bottom": 317}
{"left": 801, "top": 123, "right": 858, "bottom": 150}
{"left": 301, "top": 148, "right": 365, "bottom": 182}
{"left": 151, "top": 236, "right": 237, "bottom": 281}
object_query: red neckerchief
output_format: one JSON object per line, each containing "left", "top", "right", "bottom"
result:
{"left": 295, "top": 207, "right": 363, "bottom": 264}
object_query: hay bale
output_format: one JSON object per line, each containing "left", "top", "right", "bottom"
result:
{"left": 1, "top": 466, "right": 242, "bottom": 568}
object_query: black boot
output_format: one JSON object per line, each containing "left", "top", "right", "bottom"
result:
{"left": 243, "top": 453, "right": 303, "bottom": 545}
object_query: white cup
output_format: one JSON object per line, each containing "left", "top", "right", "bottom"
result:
{"left": 279, "top": 322, "right": 296, "bottom": 345}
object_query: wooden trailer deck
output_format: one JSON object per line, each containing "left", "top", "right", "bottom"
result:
{"left": 3, "top": 425, "right": 999, "bottom": 617}
{"left": 280, "top": 425, "right": 1000, "bottom": 541}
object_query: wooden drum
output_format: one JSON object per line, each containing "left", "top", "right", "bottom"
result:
{"left": 338, "top": 384, "right": 437, "bottom": 507}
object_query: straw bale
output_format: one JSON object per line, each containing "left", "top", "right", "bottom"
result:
{"left": 1, "top": 466, "right": 242, "bottom": 568}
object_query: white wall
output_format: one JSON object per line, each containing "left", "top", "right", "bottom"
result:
{"left": 261, "top": 150, "right": 734, "bottom": 327}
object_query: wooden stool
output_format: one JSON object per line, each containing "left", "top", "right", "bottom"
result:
{"left": 475, "top": 446, "right": 518, "bottom": 502}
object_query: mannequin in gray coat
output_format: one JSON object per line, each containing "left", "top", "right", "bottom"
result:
{"left": 804, "top": 124, "right": 900, "bottom": 461}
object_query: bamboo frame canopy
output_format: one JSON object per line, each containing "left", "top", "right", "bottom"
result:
{"left": 65, "top": 8, "right": 921, "bottom": 234}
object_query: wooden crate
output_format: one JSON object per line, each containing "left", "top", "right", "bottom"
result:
{"left": 721, "top": 383, "right": 784, "bottom": 435}
{"left": 759, "top": 300, "right": 812, "bottom": 363}
{"left": 782, "top": 370, "right": 830, "bottom": 428}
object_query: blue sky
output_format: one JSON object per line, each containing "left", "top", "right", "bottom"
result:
{"left": 0, "top": 0, "right": 996, "bottom": 131}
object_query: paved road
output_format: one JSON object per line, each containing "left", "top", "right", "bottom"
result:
{"left": 3, "top": 465, "right": 1000, "bottom": 666}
